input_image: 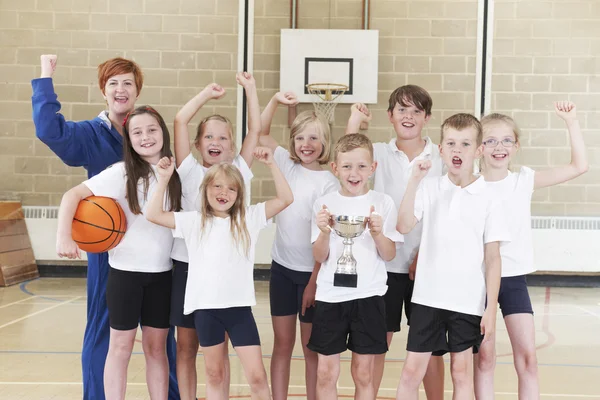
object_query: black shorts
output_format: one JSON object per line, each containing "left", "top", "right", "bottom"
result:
{"left": 170, "top": 259, "right": 195, "bottom": 329}
{"left": 269, "top": 260, "right": 315, "bottom": 323}
{"left": 106, "top": 266, "right": 172, "bottom": 331}
{"left": 308, "top": 296, "right": 388, "bottom": 356}
{"left": 498, "top": 275, "right": 534, "bottom": 318}
{"left": 384, "top": 272, "right": 413, "bottom": 332}
{"left": 193, "top": 307, "right": 260, "bottom": 348}
{"left": 407, "top": 304, "right": 483, "bottom": 355}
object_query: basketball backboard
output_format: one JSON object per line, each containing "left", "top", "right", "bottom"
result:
{"left": 279, "top": 29, "right": 379, "bottom": 104}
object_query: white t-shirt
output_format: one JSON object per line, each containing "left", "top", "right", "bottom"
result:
{"left": 412, "top": 175, "right": 511, "bottom": 316}
{"left": 173, "top": 203, "right": 268, "bottom": 314}
{"left": 485, "top": 167, "right": 536, "bottom": 277}
{"left": 311, "top": 190, "right": 404, "bottom": 303}
{"left": 373, "top": 138, "right": 443, "bottom": 273}
{"left": 83, "top": 162, "right": 174, "bottom": 273}
{"left": 270, "top": 146, "right": 340, "bottom": 272}
{"left": 171, "top": 153, "right": 254, "bottom": 262}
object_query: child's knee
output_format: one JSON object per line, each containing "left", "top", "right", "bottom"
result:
{"left": 450, "top": 357, "right": 471, "bottom": 384}
{"left": 246, "top": 367, "right": 268, "bottom": 388}
{"left": 476, "top": 348, "right": 496, "bottom": 372}
{"left": 143, "top": 341, "right": 167, "bottom": 360}
{"left": 176, "top": 338, "right": 199, "bottom": 360}
{"left": 317, "top": 363, "right": 339, "bottom": 387}
{"left": 515, "top": 349, "right": 538, "bottom": 375}
{"left": 205, "top": 364, "right": 226, "bottom": 385}
{"left": 351, "top": 362, "right": 373, "bottom": 387}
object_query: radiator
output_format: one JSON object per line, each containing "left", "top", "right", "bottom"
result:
{"left": 22, "top": 207, "right": 600, "bottom": 273}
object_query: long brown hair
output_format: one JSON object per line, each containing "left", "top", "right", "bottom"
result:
{"left": 122, "top": 106, "right": 182, "bottom": 214}
{"left": 199, "top": 163, "right": 250, "bottom": 258}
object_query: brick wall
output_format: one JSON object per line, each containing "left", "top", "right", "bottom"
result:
{"left": 491, "top": 0, "right": 600, "bottom": 215}
{"left": 0, "top": 0, "right": 598, "bottom": 215}
{"left": 0, "top": 0, "right": 240, "bottom": 206}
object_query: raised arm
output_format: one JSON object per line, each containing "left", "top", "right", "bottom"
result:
{"left": 32, "top": 55, "right": 92, "bottom": 167}
{"left": 56, "top": 184, "right": 94, "bottom": 259}
{"left": 237, "top": 72, "right": 262, "bottom": 167}
{"left": 345, "top": 103, "right": 372, "bottom": 135}
{"left": 146, "top": 157, "right": 177, "bottom": 229}
{"left": 534, "top": 101, "right": 588, "bottom": 190}
{"left": 174, "top": 83, "right": 225, "bottom": 168}
{"left": 259, "top": 92, "right": 299, "bottom": 151}
{"left": 397, "top": 160, "right": 430, "bottom": 234}
{"left": 253, "top": 147, "right": 293, "bottom": 220}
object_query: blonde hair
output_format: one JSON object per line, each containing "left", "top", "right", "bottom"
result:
{"left": 481, "top": 113, "right": 521, "bottom": 144}
{"left": 288, "top": 111, "right": 332, "bottom": 165}
{"left": 480, "top": 113, "right": 521, "bottom": 172}
{"left": 199, "top": 163, "right": 250, "bottom": 258}
{"left": 440, "top": 113, "right": 483, "bottom": 145}
{"left": 194, "top": 115, "right": 238, "bottom": 154}
{"left": 334, "top": 133, "right": 374, "bottom": 161}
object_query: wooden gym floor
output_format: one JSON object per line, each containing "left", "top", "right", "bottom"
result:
{"left": 0, "top": 278, "right": 599, "bottom": 399}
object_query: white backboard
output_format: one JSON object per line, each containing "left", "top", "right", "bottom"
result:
{"left": 280, "top": 29, "right": 379, "bottom": 104}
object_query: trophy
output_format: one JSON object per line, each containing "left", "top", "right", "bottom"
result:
{"left": 328, "top": 215, "right": 369, "bottom": 288}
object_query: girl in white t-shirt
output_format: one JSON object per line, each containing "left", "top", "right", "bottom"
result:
{"left": 475, "top": 101, "right": 588, "bottom": 398}
{"left": 259, "top": 92, "right": 339, "bottom": 400}
{"left": 147, "top": 147, "right": 293, "bottom": 400}
{"left": 170, "top": 73, "right": 260, "bottom": 399}
{"left": 56, "top": 106, "right": 183, "bottom": 400}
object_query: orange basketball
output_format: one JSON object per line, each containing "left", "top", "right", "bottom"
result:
{"left": 72, "top": 196, "right": 127, "bottom": 253}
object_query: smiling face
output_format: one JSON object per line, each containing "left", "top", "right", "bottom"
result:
{"left": 292, "top": 122, "right": 325, "bottom": 166}
{"left": 127, "top": 113, "right": 164, "bottom": 164}
{"left": 205, "top": 172, "right": 240, "bottom": 218}
{"left": 195, "top": 119, "right": 236, "bottom": 167}
{"left": 332, "top": 147, "right": 376, "bottom": 197}
{"left": 103, "top": 72, "right": 138, "bottom": 117}
{"left": 481, "top": 121, "right": 519, "bottom": 171}
{"left": 388, "top": 100, "right": 431, "bottom": 141}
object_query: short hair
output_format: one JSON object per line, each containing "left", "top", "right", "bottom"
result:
{"left": 481, "top": 113, "right": 521, "bottom": 145}
{"left": 334, "top": 133, "right": 374, "bottom": 161}
{"left": 440, "top": 113, "right": 483, "bottom": 145}
{"left": 288, "top": 111, "right": 331, "bottom": 165}
{"left": 97, "top": 57, "right": 143, "bottom": 95}
{"left": 387, "top": 84, "right": 433, "bottom": 116}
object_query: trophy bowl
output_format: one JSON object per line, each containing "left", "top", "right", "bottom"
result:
{"left": 330, "top": 215, "right": 368, "bottom": 238}
{"left": 330, "top": 215, "right": 368, "bottom": 288}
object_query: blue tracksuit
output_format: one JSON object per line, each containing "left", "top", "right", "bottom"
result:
{"left": 31, "top": 78, "right": 180, "bottom": 400}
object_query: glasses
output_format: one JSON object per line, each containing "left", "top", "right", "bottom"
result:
{"left": 483, "top": 138, "right": 516, "bottom": 148}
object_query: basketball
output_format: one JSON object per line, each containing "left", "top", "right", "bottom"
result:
{"left": 72, "top": 196, "right": 127, "bottom": 253}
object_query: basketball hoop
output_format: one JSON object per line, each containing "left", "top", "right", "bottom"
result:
{"left": 306, "top": 83, "right": 348, "bottom": 124}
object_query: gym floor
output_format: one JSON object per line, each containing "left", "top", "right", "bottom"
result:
{"left": 0, "top": 278, "right": 599, "bottom": 399}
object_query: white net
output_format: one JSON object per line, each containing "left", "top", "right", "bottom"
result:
{"left": 306, "top": 83, "right": 348, "bottom": 124}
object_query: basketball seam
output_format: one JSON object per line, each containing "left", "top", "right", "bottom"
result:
{"left": 73, "top": 218, "right": 126, "bottom": 234}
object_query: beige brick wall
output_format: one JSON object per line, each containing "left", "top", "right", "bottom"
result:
{"left": 0, "top": 0, "right": 239, "bottom": 206}
{"left": 492, "top": 0, "right": 600, "bottom": 216}
{"left": 0, "top": 0, "right": 598, "bottom": 216}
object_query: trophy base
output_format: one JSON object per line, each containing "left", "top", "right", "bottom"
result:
{"left": 334, "top": 273, "right": 357, "bottom": 288}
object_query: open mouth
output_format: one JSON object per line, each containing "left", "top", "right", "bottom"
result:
{"left": 401, "top": 122, "right": 415, "bottom": 128}
{"left": 141, "top": 142, "right": 155, "bottom": 148}
{"left": 216, "top": 197, "right": 229, "bottom": 205}
{"left": 452, "top": 156, "right": 462, "bottom": 167}
{"left": 492, "top": 153, "right": 507, "bottom": 160}
{"left": 347, "top": 179, "right": 361, "bottom": 187}
{"left": 208, "top": 149, "right": 222, "bottom": 157}
{"left": 114, "top": 96, "right": 128, "bottom": 104}
{"left": 300, "top": 149, "right": 314, "bottom": 156}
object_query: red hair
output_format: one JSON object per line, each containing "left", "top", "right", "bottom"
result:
{"left": 97, "top": 57, "right": 143, "bottom": 95}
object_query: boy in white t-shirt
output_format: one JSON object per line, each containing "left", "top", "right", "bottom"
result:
{"left": 345, "top": 85, "right": 445, "bottom": 397}
{"left": 309, "top": 133, "right": 403, "bottom": 400}
{"left": 395, "top": 114, "right": 510, "bottom": 400}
